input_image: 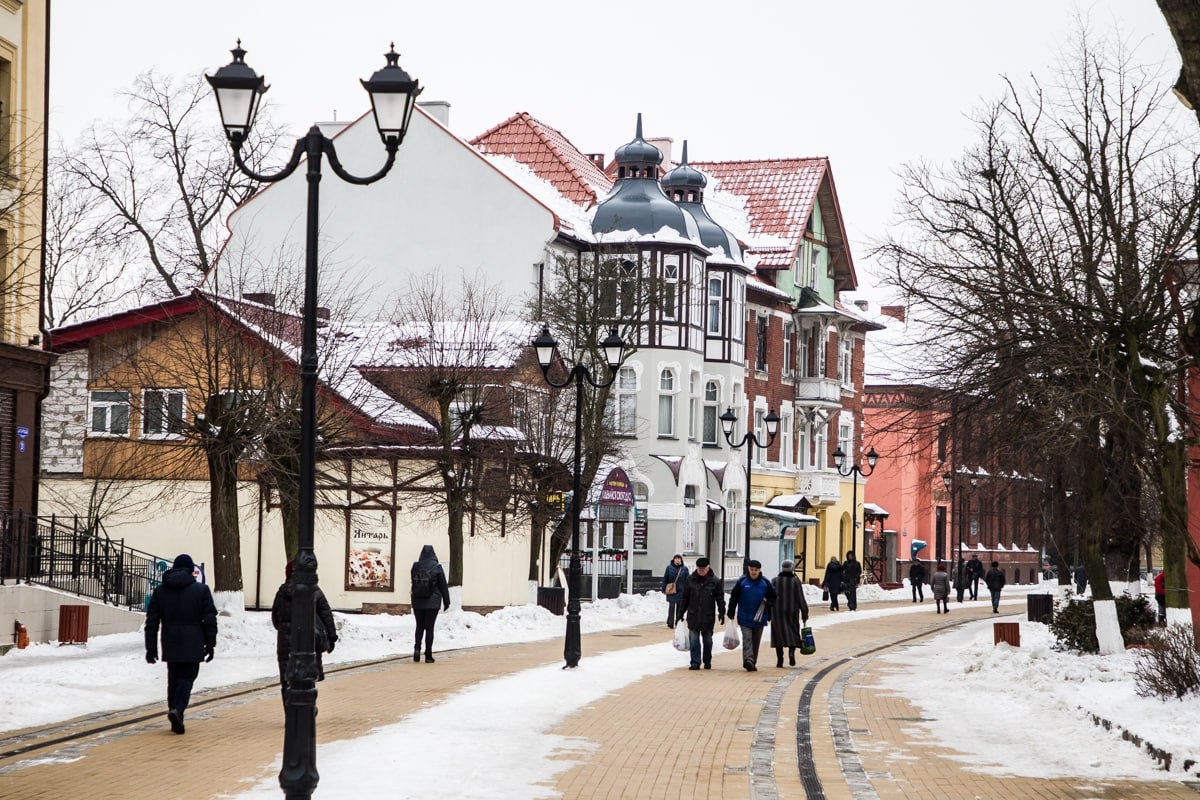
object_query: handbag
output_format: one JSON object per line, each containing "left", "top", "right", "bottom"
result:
{"left": 821, "top": 588, "right": 829, "bottom": 602}
{"left": 800, "top": 626, "right": 816, "bottom": 656}
{"left": 664, "top": 566, "right": 680, "bottom": 596}
{"left": 722, "top": 617, "right": 741, "bottom": 650}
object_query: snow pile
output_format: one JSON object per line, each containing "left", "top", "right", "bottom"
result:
{"left": 0, "top": 592, "right": 668, "bottom": 734}
{"left": 873, "top": 619, "right": 1200, "bottom": 779}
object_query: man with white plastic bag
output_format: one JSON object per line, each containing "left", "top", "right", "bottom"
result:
{"left": 677, "top": 557, "right": 726, "bottom": 670}
{"left": 727, "top": 560, "right": 777, "bottom": 672}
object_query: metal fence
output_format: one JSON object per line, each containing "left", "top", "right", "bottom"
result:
{"left": 559, "top": 550, "right": 628, "bottom": 577}
{"left": 0, "top": 511, "right": 164, "bottom": 611}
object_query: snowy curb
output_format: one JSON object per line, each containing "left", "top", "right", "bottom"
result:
{"left": 1082, "top": 708, "right": 1199, "bottom": 777}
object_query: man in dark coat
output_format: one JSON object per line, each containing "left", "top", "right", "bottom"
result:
{"left": 967, "top": 555, "right": 984, "bottom": 600}
{"left": 771, "top": 560, "right": 809, "bottom": 668}
{"left": 841, "top": 551, "right": 863, "bottom": 611}
{"left": 728, "top": 560, "right": 778, "bottom": 671}
{"left": 909, "top": 560, "right": 926, "bottom": 602}
{"left": 271, "top": 559, "right": 338, "bottom": 707}
{"left": 955, "top": 558, "right": 968, "bottom": 603}
{"left": 677, "top": 557, "right": 726, "bottom": 670}
{"left": 411, "top": 544, "right": 451, "bottom": 663}
{"left": 1073, "top": 564, "right": 1088, "bottom": 595}
{"left": 145, "top": 554, "right": 217, "bottom": 735}
{"left": 661, "top": 554, "right": 688, "bottom": 628}
{"left": 984, "top": 560, "right": 1006, "bottom": 612}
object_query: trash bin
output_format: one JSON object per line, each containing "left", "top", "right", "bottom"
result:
{"left": 537, "top": 586, "right": 565, "bottom": 616}
{"left": 1027, "top": 593, "right": 1054, "bottom": 624}
{"left": 58, "top": 605, "right": 90, "bottom": 645}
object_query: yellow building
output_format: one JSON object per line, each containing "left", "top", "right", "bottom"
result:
{"left": 0, "top": 0, "right": 50, "bottom": 515}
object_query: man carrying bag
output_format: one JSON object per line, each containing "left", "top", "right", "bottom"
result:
{"left": 677, "top": 557, "right": 725, "bottom": 670}
{"left": 728, "top": 560, "right": 777, "bottom": 672}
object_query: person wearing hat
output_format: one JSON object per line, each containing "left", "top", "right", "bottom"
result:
{"left": 677, "top": 557, "right": 726, "bottom": 670}
{"left": 931, "top": 561, "right": 952, "bottom": 613}
{"left": 727, "top": 560, "right": 777, "bottom": 671}
{"left": 661, "top": 554, "right": 689, "bottom": 629}
{"left": 272, "top": 559, "right": 339, "bottom": 707}
{"left": 771, "top": 560, "right": 809, "bottom": 668}
{"left": 145, "top": 554, "right": 217, "bottom": 735}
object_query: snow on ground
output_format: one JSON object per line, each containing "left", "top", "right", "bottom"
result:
{"left": 232, "top": 641, "right": 681, "bottom": 799}
{"left": 871, "top": 618, "right": 1200, "bottom": 780}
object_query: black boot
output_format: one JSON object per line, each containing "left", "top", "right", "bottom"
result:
{"left": 776, "top": 648, "right": 784, "bottom": 669}
{"left": 413, "top": 648, "right": 421, "bottom": 663}
{"left": 789, "top": 648, "right": 796, "bottom": 667}
{"left": 425, "top": 651, "right": 435, "bottom": 663}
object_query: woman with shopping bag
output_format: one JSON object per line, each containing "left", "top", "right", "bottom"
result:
{"left": 727, "top": 560, "right": 777, "bottom": 672}
{"left": 662, "top": 554, "right": 688, "bottom": 629}
{"left": 676, "top": 557, "right": 725, "bottom": 670}
{"left": 771, "top": 560, "right": 808, "bottom": 668}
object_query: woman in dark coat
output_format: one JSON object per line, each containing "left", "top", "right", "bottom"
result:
{"left": 271, "top": 559, "right": 338, "bottom": 708}
{"left": 771, "top": 560, "right": 809, "bottom": 667}
{"left": 411, "top": 544, "right": 451, "bottom": 663}
{"left": 662, "top": 554, "right": 688, "bottom": 628}
{"left": 821, "top": 557, "right": 844, "bottom": 611}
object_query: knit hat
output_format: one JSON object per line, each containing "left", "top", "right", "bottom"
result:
{"left": 173, "top": 554, "right": 194, "bottom": 572}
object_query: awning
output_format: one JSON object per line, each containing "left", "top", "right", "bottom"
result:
{"left": 753, "top": 506, "right": 818, "bottom": 525}
{"left": 767, "top": 493, "right": 810, "bottom": 511}
{"left": 706, "top": 499, "right": 725, "bottom": 514}
{"left": 863, "top": 502, "right": 889, "bottom": 518}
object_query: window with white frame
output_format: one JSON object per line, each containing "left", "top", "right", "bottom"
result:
{"left": 809, "top": 247, "right": 820, "bottom": 288}
{"left": 755, "top": 315, "right": 769, "bottom": 372}
{"left": 781, "top": 412, "right": 793, "bottom": 467}
{"left": 840, "top": 334, "right": 854, "bottom": 387}
{"left": 783, "top": 322, "right": 794, "bottom": 377}
{"left": 683, "top": 485, "right": 697, "bottom": 552}
{"left": 688, "top": 372, "right": 699, "bottom": 441}
{"left": 601, "top": 259, "right": 638, "bottom": 319}
{"left": 142, "top": 389, "right": 186, "bottom": 438}
{"left": 798, "top": 327, "right": 809, "bottom": 378}
{"left": 90, "top": 390, "right": 130, "bottom": 435}
{"left": 798, "top": 420, "right": 809, "bottom": 470}
{"left": 611, "top": 367, "right": 637, "bottom": 434}
{"left": 725, "top": 489, "right": 740, "bottom": 552}
{"left": 815, "top": 425, "right": 827, "bottom": 470}
{"left": 732, "top": 278, "right": 745, "bottom": 342}
{"left": 732, "top": 383, "right": 743, "bottom": 439}
{"left": 817, "top": 327, "right": 828, "bottom": 376}
{"left": 702, "top": 380, "right": 720, "bottom": 445}
{"left": 707, "top": 275, "right": 724, "bottom": 335}
{"left": 658, "top": 368, "right": 676, "bottom": 437}
{"left": 662, "top": 261, "right": 679, "bottom": 320}
{"left": 839, "top": 418, "right": 853, "bottom": 460}
{"left": 754, "top": 409, "right": 766, "bottom": 465}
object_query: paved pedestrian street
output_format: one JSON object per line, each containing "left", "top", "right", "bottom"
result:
{"left": 1, "top": 603, "right": 1195, "bottom": 800}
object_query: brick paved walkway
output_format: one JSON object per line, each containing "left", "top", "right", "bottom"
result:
{"left": 1, "top": 600, "right": 1194, "bottom": 800}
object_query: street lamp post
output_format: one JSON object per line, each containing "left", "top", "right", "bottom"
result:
{"left": 942, "top": 471, "right": 977, "bottom": 598}
{"left": 833, "top": 445, "right": 879, "bottom": 570}
{"left": 532, "top": 326, "right": 626, "bottom": 668}
{"left": 720, "top": 407, "right": 780, "bottom": 574}
{"left": 207, "top": 42, "right": 420, "bottom": 800}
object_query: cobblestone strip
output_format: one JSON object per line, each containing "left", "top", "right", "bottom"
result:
{"left": 749, "top": 667, "right": 805, "bottom": 800}
{"left": 828, "top": 657, "right": 880, "bottom": 800}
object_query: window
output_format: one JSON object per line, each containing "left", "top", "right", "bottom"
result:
{"left": 683, "top": 485, "right": 697, "bottom": 552}
{"left": 725, "top": 490, "right": 741, "bottom": 553}
{"left": 814, "top": 425, "right": 827, "bottom": 470}
{"left": 840, "top": 335, "right": 854, "bottom": 387}
{"left": 611, "top": 367, "right": 637, "bottom": 434}
{"left": 662, "top": 261, "right": 679, "bottom": 320}
{"left": 798, "top": 328, "right": 809, "bottom": 378}
{"left": 732, "top": 278, "right": 745, "bottom": 342}
{"left": 688, "top": 372, "right": 699, "bottom": 441}
{"left": 142, "top": 389, "right": 186, "bottom": 437}
{"left": 90, "top": 391, "right": 130, "bottom": 435}
{"left": 839, "top": 418, "right": 853, "bottom": 460}
{"left": 798, "top": 421, "right": 809, "bottom": 470}
{"left": 702, "top": 380, "right": 719, "bottom": 445}
{"left": 783, "top": 322, "right": 794, "bottom": 377}
{"left": 817, "top": 327, "right": 828, "bottom": 377}
{"left": 658, "top": 369, "right": 675, "bottom": 437}
{"left": 707, "top": 275, "right": 724, "bottom": 335}
{"left": 755, "top": 315, "right": 769, "bottom": 372}
{"left": 781, "top": 412, "right": 793, "bottom": 467}
{"left": 809, "top": 247, "right": 820, "bottom": 289}
{"left": 601, "top": 258, "right": 638, "bottom": 319}
{"left": 754, "top": 409, "right": 766, "bottom": 465}
{"left": 732, "top": 383, "right": 743, "bottom": 439}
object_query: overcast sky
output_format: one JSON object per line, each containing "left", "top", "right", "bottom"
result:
{"left": 50, "top": 1, "right": 1185, "bottom": 289}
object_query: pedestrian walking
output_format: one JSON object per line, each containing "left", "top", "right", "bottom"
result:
{"left": 984, "top": 560, "right": 1006, "bottom": 612}
{"left": 1154, "top": 571, "right": 1166, "bottom": 624}
{"left": 967, "top": 554, "right": 984, "bottom": 601}
{"left": 144, "top": 554, "right": 217, "bottom": 735}
{"left": 821, "top": 557, "right": 844, "bottom": 611}
{"left": 1073, "top": 564, "right": 1088, "bottom": 595}
{"left": 909, "top": 560, "right": 926, "bottom": 603}
{"left": 842, "top": 551, "right": 862, "bottom": 611}
{"left": 411, "top": 544, "right": 451, "bottom": 663}
{"left": 677, "top": 557, "right": 726, "bottom": 670}
{"left": 728, "top": 560, "right": 777, "bottom": 671}
{"left": 271, "top": 559, "right": 338, "bottom": 708}
{"left": 771, "top": 560, "right": 809, "bottom": 668}
{"left": 662, "top": 554, "right": 689, "bottom": 628}
{"left": 955, "top": 558, "right": 967, "bottom": 603}
{"left": 931, "top": 561, "right": 951, "bottom": 614}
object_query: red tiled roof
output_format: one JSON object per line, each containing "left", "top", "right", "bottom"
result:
{"left": 471, "top": 112, "right": 613, "bottom": 208}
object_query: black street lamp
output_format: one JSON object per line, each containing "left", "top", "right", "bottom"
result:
{"left": 942, "top": 471, "right": 977, "bottom": 598}
{"left": 207, "top": 42, "right": 420, "bottom": 800}
{"left": 531, "top": 325, "right": 626, "bottom": 668}
{"left": 720, "top": 406, "right": 780, "bottom": 574}
{"left": 833, "top": 444, "right": 879, "bottom": 573}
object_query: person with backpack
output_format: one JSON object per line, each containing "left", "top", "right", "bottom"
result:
{"left": 144, "top": 554, "right": 217, "bottom": 735}
{"left": 771, "top": 560, "right": 808, "bottom": 668}
{"left": 411, "top": 544, "right": 451, "bottom": 662}
{"left": 984, "top": 560, "right": 1006, "bottom": 613}
{"left": 728, "top": 560, "right": 777, "bottom": 671}
{"left": 841, "top": 551, "right": 862, "bottom": 611}
{"left": 272, "top": 559, "right": 338, "bottom": 708}
{"left": 661, "top": 554, "right": 688, "bottom": 629}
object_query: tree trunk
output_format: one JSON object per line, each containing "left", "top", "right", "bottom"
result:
{"left": 1079, "top": 431, "right": 1125, "bottom": 655}
{"left": 1158, "top": 0, "right": 1200, "bottom": 128}
{"left": 207, "top": 449, "right": 244, "bottom": 592}
{"left": 446, "top": 497, "right": 465, "bottom": 587}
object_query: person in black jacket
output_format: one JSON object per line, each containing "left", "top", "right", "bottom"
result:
{"left": 984, "top": 560, "right": 1006, "bottom": 612}
{"left": 145, "top": 554, "right": 217, "bottom": 735}
{"left": 841, "top": 551, "right": 863, "bottom": 611}
{"left": 411, "top": 544, "right": 451, "bottom": 663}
{"left": 968, "top": 555, "right": 984, "bottom": 600}
{"left": 909, "top": 560, "right": 926, "bottom": 602}
{"left": 677, "top": 557, "right": 726, "bottom": 670}
{"left": 821, "top": 557, "right": 844, "bottom": 611}
{"left": 271, "top": 559, "right": 338, "bottom": 708}
{"left": 661, "top": 554, "right": 688, "bottom": 628}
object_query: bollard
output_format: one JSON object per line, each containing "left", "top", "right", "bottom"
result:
{"left": 993, "top": 621, "right": 1020, "bottom": 647}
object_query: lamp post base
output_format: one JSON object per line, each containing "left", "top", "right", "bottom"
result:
{"left": 564, "top": 555, "right": 582, "bottom": 668}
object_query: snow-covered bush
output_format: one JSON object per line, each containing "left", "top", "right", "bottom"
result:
{"left": 1048, "top": 595, "right": 1156, "bottom": 653}
{"left": 1133, "top": 624, "right": 1200, "bottom": 700}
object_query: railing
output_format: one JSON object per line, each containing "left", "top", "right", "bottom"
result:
{"left": 0, "top": 511, "right": 166, "bottom": 611}
{"left": 559, "top": 550, "right": 628, "bottom": 577}
{"left": 723, "top": 557, "right": 744, "bottom": 581}
{"left": 795, "top": 472, "right": 841, "bottom": 503}
{"left": 794, "top": 376, "right": 843, "bottom": 405}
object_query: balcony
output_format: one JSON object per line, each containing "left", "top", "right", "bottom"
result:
{"left": 794, "top": 376, "right": 842, "bottom": 408}
{"left": 796, "top": 472, "right": 841, "bottom": 505}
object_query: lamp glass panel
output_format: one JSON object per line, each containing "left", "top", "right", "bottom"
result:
{"left": 371, "top": 92, "right": 411, "bottom": 135}
{"left": 217, "top": 86, "right": 257, "bottom": 133}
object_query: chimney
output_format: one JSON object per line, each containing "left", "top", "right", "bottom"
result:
{"left": 418, "top": 100, "right": 451, "bottom": 127}
{"left": 645, "top": 136, "right": 673, "bottom": 170}
{"left": 880, "top": 305, "right": 906, "bottom": 322}
{"left": 587, "top": 153, "right": 605, "bottom": 168}
{"left": 243, "top": 292, "right": 276, "bottom": 307}
{"left": 854, "top": 300, "right": 869, "bottom": 312}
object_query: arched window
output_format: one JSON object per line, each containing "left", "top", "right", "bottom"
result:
{"left": 658, "top": 368, "right": 676, "bottom": 437}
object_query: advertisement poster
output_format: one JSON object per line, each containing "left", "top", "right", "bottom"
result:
{"left": 633, "top": 509, "right": 648, "bottom": 552}
{"left": 346, "top": 514, "right": 394, "bottom": 591}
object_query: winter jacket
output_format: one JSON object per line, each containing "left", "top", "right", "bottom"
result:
{"left": 411, "top": 545, "right": 452, "bottom": 611}
{"left": 770, "top": 570, "right": 808, "bottom": 648}
{"left": 984, "top": 567, "right": 1006, "bottom": 593}
{"left": 662, "top": 559, "right": 689, "bottom": 603}
{"left": 908, "top": 561, "right": 926, "bottom": 585}
{"left": 967, "top": 557, "right": 984, "bottom": 579}
{"left": 930, "top": 568, "right": 951, "bottom": 599}
{"left": 1154, "top": 571, "right": 1165, "bottom": 596}
{"left": 1073, "top": 566, "right": 1088, "bottom": 591}
{"left": 728, "top": 575, "right": 777, "bottom": 628}
{"left": 842, "top": 558, "right": 863, "bottom": 588}
{"left": 822, "top": 560, "right": 844, "bottom": 596}
{"left": 677, "top": 569, "right": 726, "bottom": 632}
{"left": 271, "top": 581, "right": 338, "bottom": 661}
{"left": 145, "top": 566, "right": 217, "bottom": 663}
